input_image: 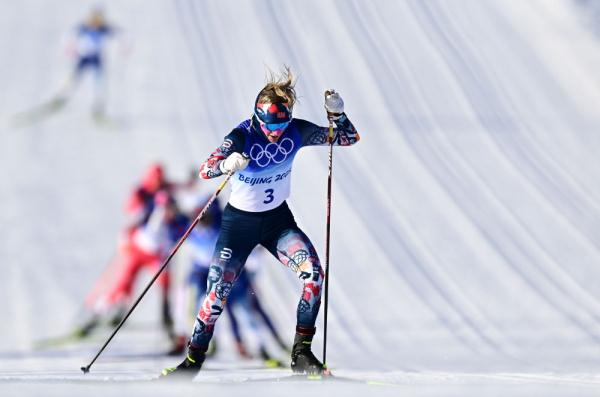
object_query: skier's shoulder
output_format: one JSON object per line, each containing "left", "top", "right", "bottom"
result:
{"left": 232, "top": 119, "right": 252, "bottom": 136}
{"left": 290, "top": 118, "right": 323, "bottom": 145}
{"left": 292, "top": 118, "right": 319, "bottom": 133}
{"left": 292, "top": 117, "right": 317, "bottom": 128}
{"left": 76, "top": 23, "right": 113, "bottom": 36}
{"left": 76, "top": 24, "right": 89, "bottom": 35}
{"left": 98, "top": 24, "right": 114, "bottom": 35}
{"left": 224, "top": 119, "right": 252, "bottom": 149}
{"left": 131, "top": 186, "right": 152, "bottom": 203}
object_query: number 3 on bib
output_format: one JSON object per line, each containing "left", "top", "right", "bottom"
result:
{"left": 263, "top": 188, "right": 274, "bottom": 204}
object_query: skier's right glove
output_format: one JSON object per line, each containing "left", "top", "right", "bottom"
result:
{"left": 219, "top": 152, "right": 250, "bottom": 174}
{"left": 324, "top": 89, "right": 344, "bottom": 120}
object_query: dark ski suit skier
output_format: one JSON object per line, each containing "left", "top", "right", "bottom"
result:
{"left": 163, "top": 69, "right": 359, "bottom": 377}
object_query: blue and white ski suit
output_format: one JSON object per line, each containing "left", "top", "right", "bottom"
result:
{"left": 190, "top": 114, "right": 359, "bottom": 349}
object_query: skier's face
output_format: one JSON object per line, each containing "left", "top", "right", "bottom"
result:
{"left": 142, "top": 165, "right": 165, "bottom": 192}
{"left": 258, "top": 120, "right": 290, "bottom": 142}
{"left": 88, "top": 11, "right": 105, "bottom": 28}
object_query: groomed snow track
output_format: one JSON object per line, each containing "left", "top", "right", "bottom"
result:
{"left": 1, "top": 0, "right": 600, "bottom": 396}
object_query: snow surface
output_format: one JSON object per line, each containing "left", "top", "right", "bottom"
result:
{"left": 1, "top": 0, "right": 600, "bottom": 396}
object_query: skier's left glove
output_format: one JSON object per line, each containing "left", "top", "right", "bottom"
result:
{"left": 324, "top": 89, "right": 344, "bottom": 120}
{"left": 219, "top": 152, "right": 250, "bottom": 174}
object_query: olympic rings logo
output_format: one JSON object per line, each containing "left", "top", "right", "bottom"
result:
{"left": 249, "top": 138, "right": 295, "bottom": 167}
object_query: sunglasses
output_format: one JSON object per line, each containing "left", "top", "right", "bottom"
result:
{"left": 256, "top": 117, "right": 291, "bottom": 137}
{"left": 261, "top": 121, "right": 290, "bottom": 131}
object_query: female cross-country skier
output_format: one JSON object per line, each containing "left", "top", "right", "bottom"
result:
{"left": 162, "top": 68, "right": 359, "bottom": 377}
{"left": 77, "top": 164, "right": 183, "bottom": 340}
{"left": 57, "top": 7, "right": 117, "bottom": 120}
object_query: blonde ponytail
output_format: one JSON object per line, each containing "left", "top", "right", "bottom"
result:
{"left": 256, "top": 66, "right": 297, "bottom": 109}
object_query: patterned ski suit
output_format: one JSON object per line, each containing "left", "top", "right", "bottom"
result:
{"left": 190, "top": 114, "right": 359, "bottom": 349}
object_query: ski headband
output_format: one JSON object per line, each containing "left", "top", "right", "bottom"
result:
{"left": 254, "top": 101, "right": 292, "bottom": 124}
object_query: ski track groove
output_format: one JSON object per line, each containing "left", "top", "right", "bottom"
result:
{"left": 440, "top": 1, "right": 600, "bottom": 319}
{"left": 421, "top": 1, "right": 600, "bottom": 249}
{"left": 437, "top": 0, "right": 600, "bottom": 276}
{"left": 341, "top": 0, "right": 519, "bottom": 355}
{"left": 409, "top": 0, "right": 600, "bottom": 336}
{"left": 364, "top": 0, "right": 526, "bottom": 351}
{"left": 3, "top": 2, "right": 600, "bottom": 391}
{"left": 413, "top": 0, "right": 598, "bottom": 340}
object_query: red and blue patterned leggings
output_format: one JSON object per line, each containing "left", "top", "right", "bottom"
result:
{"left": 189, "top": 201, "right": 324, "bottom": 349}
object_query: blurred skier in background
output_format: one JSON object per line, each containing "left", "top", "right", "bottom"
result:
{"left": 169, "top": 190, "right": 223, "bottom": 355}
{"left": 62, "top": 7, "right": 116, "bottom": 120}
{"left": 181, "top": 215, "right": 289, "bottom": 366}
{"left": 162, "top": 67, "right": 360, "bottom": 378}
{"left": 14, "top": 7, "right": 120, "bottom": 125}
{"left": 123, "top": 163, "right": 175, "bottom": 236}
{"left": 216, "top": 253, "right": 290, "bottom": 368}
{"left": 171, "top": 186, "right": 289, "bottom": 367}
{"left": 78, "top": 164, "right": 185, "bottom": 343}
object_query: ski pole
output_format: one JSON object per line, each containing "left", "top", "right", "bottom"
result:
{"left": 322, "top": 106, "right": 335, "bottom": 369}
{"left": 81, "top": 170, "right": 235, "bottom": 374}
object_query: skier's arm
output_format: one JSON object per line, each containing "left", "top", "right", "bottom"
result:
{"left": 298, "top": 114, "right": 360, "bottom": 147}
{"left": 123, "top": 188, "right": 150, "bottom": 229}
{"left": 198, "top": 128, "right": 246, "bottom": 179}
{"left": 299, "top": 89, "right": 359, "bottom": 147}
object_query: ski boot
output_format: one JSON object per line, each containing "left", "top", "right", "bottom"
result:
{"left": 161, "top": 298, "right": 176, "bottom": 340}
{"left": 205, "top": 339, "right": 217, "bottom": 357}
{"left": 235, "top": 341, "right": 252, "bottom": 359}
{"left": 290, "top": 326, "right": 325, "bottom": 375}
{"left": 108, "top": 307, "right": 126, "bottom": 327}
{"left": 47, "top": 96, "right": 67, "bottom": 111}
{"left": 260, "top": 346, "right": 284, "bottom": 368}
{"left": 74, "top": 315, "right": 100, "bottom": 338}
{"left": 167, "top": 334, "right": 187, "bottom": 356}
{"left": 161, "top": 343, "right": 206, "bottom": 379}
